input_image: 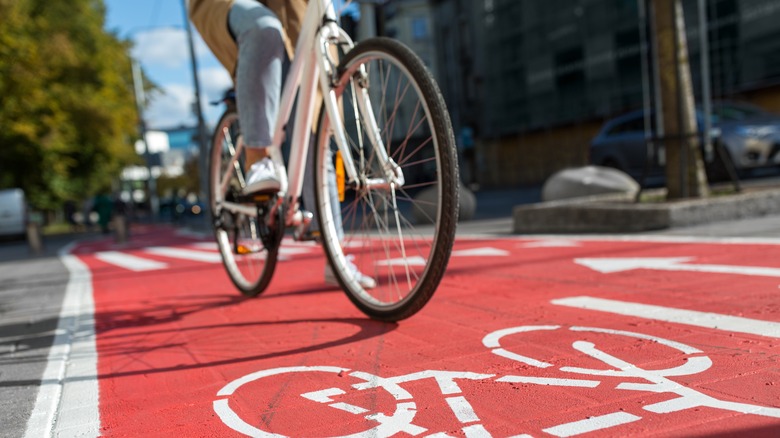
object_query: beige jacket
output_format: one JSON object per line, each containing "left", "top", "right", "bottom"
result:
{"left": 188, "top": 0, "right": 307, "bottom": 77}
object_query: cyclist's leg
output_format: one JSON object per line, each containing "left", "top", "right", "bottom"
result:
{"left": 228, "top": 0, "right": 285, "bottom": 192}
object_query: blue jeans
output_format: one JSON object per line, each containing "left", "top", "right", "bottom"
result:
{"left": 228, "top": 0, "right": 341, "bottom": 237}
{"left": 228, "top": 0, "right": 284, "bottom": 148}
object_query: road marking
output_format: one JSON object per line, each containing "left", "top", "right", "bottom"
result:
{"left": 377, "top": 247, "right": 510, "bottom": 267}
{"left": 543, "top": 412, "right": 642, "bottom": 437}
{"left": 95, "top": 251, "right": 168, "bottom": 271}
{"left": 377, "top": 256, "right": 427, "bottom": 267}
{"left": 496, "top": 376, "right": 600, "bottom": 388}
{"left": 452, "top": 247, "right": 510, "bottom": 257}
{"left": 575, "top": 257, "right": 780, "bottom": 277}
{"left": 445, "top": 395, "right": 480, "bottom": 423}
{"left": 145, "top": 246, "right": 223, "bottom": 263}
{"left": 519, "top": 239, "right": 582, "bottom": 248}
{"left": 25, "top": 245, "right": 100, "bottom": 437}
{"left": 190, "top": 242, "right": 218, "bottom": 250}
{"left": 552, "top": 296, "right": 780, "bottom": 338}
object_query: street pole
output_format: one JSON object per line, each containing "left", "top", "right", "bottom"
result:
{"left": 698, "top": 0, "right": 713, "bottom": 163}
{"left": 131, "top": 58, "right": 159, "bottom": 218}
{"left": 181, "top": 0, "right": 210, "bottom": 222}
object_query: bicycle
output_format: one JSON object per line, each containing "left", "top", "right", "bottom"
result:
{"left": 208, "top": 0, "right": 459, "bottom": 321}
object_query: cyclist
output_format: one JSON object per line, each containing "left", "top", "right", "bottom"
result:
{"left": 188, "top": 0, "right": 376, "bottom": 288}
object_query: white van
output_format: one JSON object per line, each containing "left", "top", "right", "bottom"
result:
{"left": 0, "top": 188, "right": 27, "bottom": 237}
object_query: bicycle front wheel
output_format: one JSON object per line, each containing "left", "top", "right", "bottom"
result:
{"left": 209, "top": 109, "right": 279, "bottom": 297}
{"left": 314, "top": 37, "right": 459, "bottom": 321}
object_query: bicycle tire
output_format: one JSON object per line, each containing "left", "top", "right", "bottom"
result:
{"left": 313, "top": 37, "right": 459, "bottom": 321}
{"left": 209, "top": 108, "right": 280, "bottom": 297}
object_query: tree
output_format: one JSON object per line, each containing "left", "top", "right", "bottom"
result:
{"left": 652, "top": 0, "right": 709, "bottom": 199}
{"left": 0, "top": 0, "right": 140, "bottom": 210}
{"left": 155, "top": 156, "right": 201, "bottom": 200}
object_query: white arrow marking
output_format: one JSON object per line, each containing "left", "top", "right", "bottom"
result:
{"left": 575, "top": 257, "right": 780, "bottom": 277}
{"left": 553, "top": 296, "right": 780, "bottom": 338}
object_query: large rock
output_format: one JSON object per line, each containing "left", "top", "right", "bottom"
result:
{"left": 412, "top": 183, "right": 477, "bottom": 223}
{"left": 542, "top": 166, "right": 639, "bottom": 202}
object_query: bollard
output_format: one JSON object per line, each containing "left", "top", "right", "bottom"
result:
{"left": 114, "top": 215, "right": 128, "bottom": 244}
{"left": 26, "top": 222, "right": 43, "bottom": 255}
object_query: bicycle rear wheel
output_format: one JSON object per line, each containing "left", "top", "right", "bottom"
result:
{"left": 209, "top": 109, "right": 280, "bottom": 297}
{"left": 314, "top": 37, "right": 459, "bottom": 321}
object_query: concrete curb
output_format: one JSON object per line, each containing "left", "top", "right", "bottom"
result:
{"left": 513, "top": 186, "right": 780, "bottom": 234}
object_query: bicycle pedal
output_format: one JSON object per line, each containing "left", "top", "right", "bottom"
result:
{"left": 292, "top": 210, "right": 316, "bottom": 241}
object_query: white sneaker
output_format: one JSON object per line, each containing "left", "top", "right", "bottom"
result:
{"left": 325, "top": 255, "right": 377, "bottom": 289}
{"left": 242, "top": 157, "right": 281, "bottom": 195}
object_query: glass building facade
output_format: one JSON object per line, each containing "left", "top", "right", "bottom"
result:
{"left": 431, "top": 0, "right": 780, "bottom": 185}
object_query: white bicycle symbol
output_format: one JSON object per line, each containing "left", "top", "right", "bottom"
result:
{"left": 214, "top": 325, "right": 780, "bottom": 437}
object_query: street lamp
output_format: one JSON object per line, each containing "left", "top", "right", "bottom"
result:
{"left": 125, "top": 1, "right": 210, "bottom": 224}
{"left": 180, "top": 0, "right": 211, "bottom": 224}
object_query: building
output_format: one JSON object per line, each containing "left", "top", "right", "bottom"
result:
{"left": 429, "top": 0, "right": 780, "bottom": 186}
{"left": 162, "top": 125, "right": 200, "bottom": 177}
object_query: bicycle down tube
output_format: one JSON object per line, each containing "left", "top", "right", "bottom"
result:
{"left": 216, "top": 0, "right": 401, "bottom": 223}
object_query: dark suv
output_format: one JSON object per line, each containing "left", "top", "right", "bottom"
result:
{"left": 589, "top": 102, "right": 780, "bottom": 185}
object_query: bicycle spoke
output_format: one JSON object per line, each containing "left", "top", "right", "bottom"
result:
{"left": 315, "top": 38, "right": 457, "bottom": 320}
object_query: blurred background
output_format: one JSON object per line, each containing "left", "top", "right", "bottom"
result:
{"left": 2, "top": 0, "right": 779, "bottom": 237}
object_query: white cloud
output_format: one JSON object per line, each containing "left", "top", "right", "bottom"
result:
{"left": 199, "top": 66, "right": 233, "bottom": 102}
{"left": 132, "top": 27, "right": 210, "bottom": 69}
{"left": 143, "top": 67, "right": 232, "bottom": 130}
{"left": 145, "top": 83, "right": 195, "bottom": 129}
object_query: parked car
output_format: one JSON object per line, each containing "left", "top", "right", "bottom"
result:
{"left": 589, "top": 102, "right": 780, "bottom": 185}
{"left": 0, "top": 188, "right": 28, "bottom": 238}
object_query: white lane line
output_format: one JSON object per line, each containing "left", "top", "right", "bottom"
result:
{"left": 519, "top": 239, "right": 582, "bottom": 248}
{"left": 145, "top": 246, "right": 222, "bottom": 263}
{"left": 452, "top": 247, "right": 510, "bottom": 257}
{"left": 95, "top": 251, "right": 168, "bottom": 271}
{"left": 279, "top": 247, "right": 313, "bottom": 256}
{"left": 553, "top": 296, "right": 780, "bottom": 338}
{"left": 543, "top": 412, "right": 642, "bottom": 437}
{"left": 376, "top": 256, "right": 426, "bottom": 267}
{"left": 190, "top": 241, "right": 218, "bottom": 250}
{"left": 25, "top": 245, "right": 100, "bottom": 437}
{"left": 191, "top": 242, "right": 312, "bottom": 257}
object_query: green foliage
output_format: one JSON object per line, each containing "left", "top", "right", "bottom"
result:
{"left": 0, "top": 0, "right": 141, "bottom": 210}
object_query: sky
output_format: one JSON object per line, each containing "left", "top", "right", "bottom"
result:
{"left": 103, "top": 0, "right": 359, "bottom": 132}
{"left": 103, "top": 0, "right": 232, "bottom": 131}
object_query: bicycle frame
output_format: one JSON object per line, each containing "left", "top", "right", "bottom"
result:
{"left": 217, "top": 0, "right": 403, "bottom": 228}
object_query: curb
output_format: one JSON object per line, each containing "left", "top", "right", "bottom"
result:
{"left": 512, "top": 186, "right": 780, "bottom": 234}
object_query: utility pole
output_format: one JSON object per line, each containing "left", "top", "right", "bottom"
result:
{"left": 181, "top": 0, "right": 210, "bottom": 219}
{"left": 131, "top": 58, "right": 159, "bottom": 218}
{"left": 652, "top": 0, "right": 709, "bottom": 199}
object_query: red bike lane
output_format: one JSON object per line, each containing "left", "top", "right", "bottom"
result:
{"left": 67, "top": 226, "right": 780, "bottom": 436}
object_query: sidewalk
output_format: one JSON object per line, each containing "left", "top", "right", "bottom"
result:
{"left": 460, "top": 182, "right": 780, "bottom": 238}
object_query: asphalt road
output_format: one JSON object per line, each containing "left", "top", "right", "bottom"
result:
{"left": 0, "top": 235, "right": 75, "bottom": 438}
